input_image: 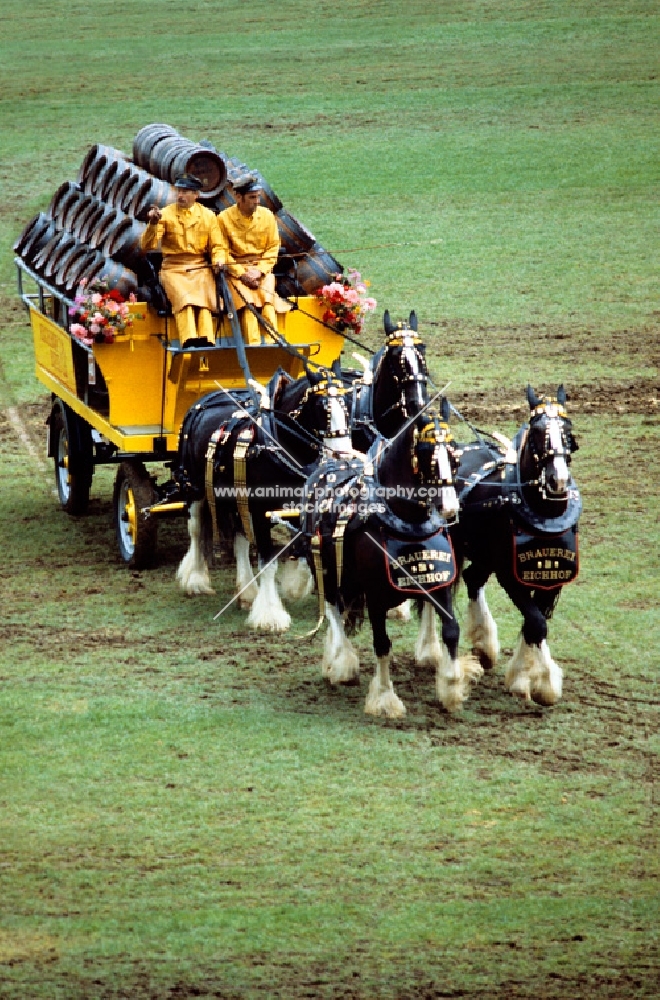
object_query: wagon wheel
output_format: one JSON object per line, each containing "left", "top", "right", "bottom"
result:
{"left": 113, "top": 460, "right": 158, "bottom": 568}
{"left": 50, "top": 402, "right": 93, "bottom": 515}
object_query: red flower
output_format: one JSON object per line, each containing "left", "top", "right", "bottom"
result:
{"left": 107, "top": 289, "right": 125, "bottom": 303}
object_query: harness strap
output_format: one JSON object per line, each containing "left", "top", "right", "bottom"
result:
{"left": 233, "top": 426, "right": 255, "bottom": 544}
{"left": 205, "top": 425, "right": 226, "bottom": 554}
{"left": 299, "top": 532, "right": 326, "bottom": 639}
{"left": 332, "top": 509, "right": 353, "bottom": 590}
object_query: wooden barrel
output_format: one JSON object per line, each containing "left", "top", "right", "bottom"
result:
{"left": 13, "top": 213, "right": 57, "bottom": 257}
{"left": 276, "top": 208, "right": 316, "bottom": 256}
{"left": 60, "top": 192, "right": 97, "bottom": 233}
{"left": 113, "top": 172, "right": 143, "bottom": 213}
{"left": 47, "top": 182, "right": 82, "bottom": 225}
{"left": 67, "top": 197, "right": 105, "bottom": 243}
{"left": 132, "top": 123, "right": 179, "bottom": 170}
{"left": 101, "top": 216, "right": 146, "bottom": 269}
{"left": 128, "top": 175, "right": 175, "bottom": 221}
{"left": 224, "top": 156, "right": 282, "bottom": 212}
{"left": 134, "top": 124, "right": 227, "bottom": 197}
{"left": 78, "top": 145, "right": 126, "bottom": 195}
{"left": 87, "top": 206, "right": 123, "bottom": 249}
{"left": 34, "top": 232, "right": 79, "bottom": 281}
{"left": 53, "top": 243, "right": 94, "bottom": 294}
{"left": 100, "top": 258, "right": 139, "bottom": 297}
{"left": 292, "top": 242, "right": 343, "bottom": 294}
{"left": 76, "top": 201, "right": 111, "bottom": 244}
{"left": 104, "top": 168, "right": 147, "bottom": 212}
{"left": 98, "top": 156, "right": 132, "bottom": 202}
{"left": 75, "top": 253, "right": 108, "bottom": 291}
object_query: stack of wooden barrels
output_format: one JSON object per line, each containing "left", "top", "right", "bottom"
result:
{"left": 13, "top": 123, "right": 342, "bottom": 303}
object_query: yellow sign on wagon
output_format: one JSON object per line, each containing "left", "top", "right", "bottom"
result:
{"left": 31, "top": 308, "right": 77, "bottom": 395}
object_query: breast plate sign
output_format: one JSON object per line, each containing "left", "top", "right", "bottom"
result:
{"left": 383, "top": 528, "right": 457, "bottom": 594}
{"left": 513, "top": 523, "right": 579, "bottom": 589}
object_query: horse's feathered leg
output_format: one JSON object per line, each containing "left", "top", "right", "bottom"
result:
{"left": 415, "top": 601, "right": 442, "bottom": 668}
{"left": 234, "top": 533, "right": 259, "bottom": 607}
{"left": 364, "top": 599, "right": 406, "bottom": 718}
{"left": 321, "top": 602, "right": 360, "bottom": 685}
{"left": 388, "top": 600, "right": 412, "bottom": 621}
{"left": 176, "top": 500, "right": 215, "bottom": 595}
{"left": 465, "top": 586, "right": 500, "bottom": 670}
{"left": 435, "top": 597, "right": 483, "bottom": 713}
{"left": 278, "top": 556, "right": 314, "bottom": 602}
{"left": 246, "top": 557, "right": 291, "bottom": 632}
{"left": 502, "top": 584, "right": 563, "bottom": 705}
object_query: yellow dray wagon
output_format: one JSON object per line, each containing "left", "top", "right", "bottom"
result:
{"left": 16, "top": 259, "right": 345, "bottom": 566}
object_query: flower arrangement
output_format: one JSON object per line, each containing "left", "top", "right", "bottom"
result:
{"left": 68, "top": 278, "right": 137, "bottom": 346}
{"left": 315, "top": 268, "right": 377, "bottom": 336}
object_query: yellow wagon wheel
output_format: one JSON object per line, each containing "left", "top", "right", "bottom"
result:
{"left": 113, "top": 460, "right": 158, "bottom": 568}
{"left": 50, "top": 400, "right": 93, "bottom": 515}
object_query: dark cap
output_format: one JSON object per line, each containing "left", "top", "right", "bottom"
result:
{"left": 174, "top": 173, "right": 203, "bottom": 191}
{"left": 232, "top": 172, "right": 264, "bottom": 196}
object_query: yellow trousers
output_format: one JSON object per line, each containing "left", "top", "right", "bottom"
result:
{"left": 175, "top": 306, "right": 215, "bottom": 345}
{"left": 239, "top": 303, "right": 277, "bottom": 346}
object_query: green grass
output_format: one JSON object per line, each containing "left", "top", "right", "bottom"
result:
{"left": 1, "top": 1, "right": 659, "bottom": 996}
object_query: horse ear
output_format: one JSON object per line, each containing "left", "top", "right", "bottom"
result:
{"left": 331, "top": 358, "right": 342, "bottom": 380}
{"left": 557, "top": 384, "right": 567, "bottom": 405}
{"left": 526, "top": 384, "right": 541, "bottom": 409}
{"left": 306, "top": 366, "right": 321, "bottom": 386}
{"left": 441, "top": 395, "right": 450, "bottom": 422}
{"left": 409, "top": 311, "right": 418, "bottom": 332}
{"left": 383, "top": 310, "right": 394, "bottom": 335}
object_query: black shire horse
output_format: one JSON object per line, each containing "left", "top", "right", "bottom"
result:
{"left": 175, "top": 368, "right": 357, "bottom": 631}
{"left": 452, "top": 385, "right": 581, "bottom": 705}
{"left": 302, "top": 399, "right": 483, "bottom": 716}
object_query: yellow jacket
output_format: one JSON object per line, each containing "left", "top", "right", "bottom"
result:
{"left": 140, "top": 202, "right": 222, "bottom": 264}
{"left": 215, "top": 205, "right": 280, "bottom": 278}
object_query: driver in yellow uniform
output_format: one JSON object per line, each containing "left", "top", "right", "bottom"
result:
{"left": 215, "top": 173, "right": 281, "bottom": 345}
{"left": 139, "top": 174, "right": 222, "bottom": 346}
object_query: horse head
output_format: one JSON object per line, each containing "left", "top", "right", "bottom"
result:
{"left": 297, "top": 366, "right": 353, "bottom": 456}
{"left": 373, "top": 310, "right": 430, "bottom": 435}
{"left": 375, "top": 395, "right": 459, "bottom": 522}
{"left": 523, "top": 384, "right": 578, "bottom": 499}
{"left": 411, "top": 397, "right": 460, "bottom": 521}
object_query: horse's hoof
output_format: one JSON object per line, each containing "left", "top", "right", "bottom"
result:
{"left": 474, "top": 647, "right": 496, "bottom": 671}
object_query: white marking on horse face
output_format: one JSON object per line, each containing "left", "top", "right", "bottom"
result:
{"left": 548, "top": 416, "right": 569, "bottom": 492}
{"left": 327, "top": 395, "right": 352, "bottom": 454}
{"left": 401, "top": 343, "right": 425, "bottom": 411}
{"left": 436, "top": 442, "right": 453, "bottom": 484}
{"left": 441, "top": 485, "right": 460, "bottom": 518}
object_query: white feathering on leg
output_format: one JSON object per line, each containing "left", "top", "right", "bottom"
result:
{"left": 234, "top": 533, "right": 258, "bottom": 607}
{"left": 435, "top": 647, "right": 483, "bottom": 713}
{"left": 505, "top": 634, "right": 533, "bottom": 701}
{"left": 465, "top": 588, "right": 499, "bottom": 669}
{"left": 176, "top": 500, "right": 214, "bottom": 595}
{"left": 246, "top": 560, "right": 291, "bottom": 632}
{"left": 364, "top": 654, "right": 406, "bottom": 718}
{"left": 415, "top": 602, "right": 442, "bottom": 668}
{"left": 278, "top": 557, "right": 314, "bottom": 602}
{"left": 529, "top": 639, "right": 563, "bottom": 706}
{"left": 388, "top": 600, "right": 412, "bottom": 621}
{"left": 321, "top": 603, "right": 360, "bottom": 684}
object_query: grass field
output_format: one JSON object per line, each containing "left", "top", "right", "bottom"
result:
{"left": 1, "top": 2, "right": 659, "bottom": 997}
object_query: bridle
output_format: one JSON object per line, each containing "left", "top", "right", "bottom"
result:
{"left": 526, "top": 401, "right": 575, "bottom": 499}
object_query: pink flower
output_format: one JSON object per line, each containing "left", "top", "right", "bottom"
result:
{"left": 70, "top": 323, "right": 87, "bottom": 338}
{"left": 91, "top": 293, "right": 103, "bottom": 305}
{"left": 90, "top": 323, "right": 100, "bottom": 334}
